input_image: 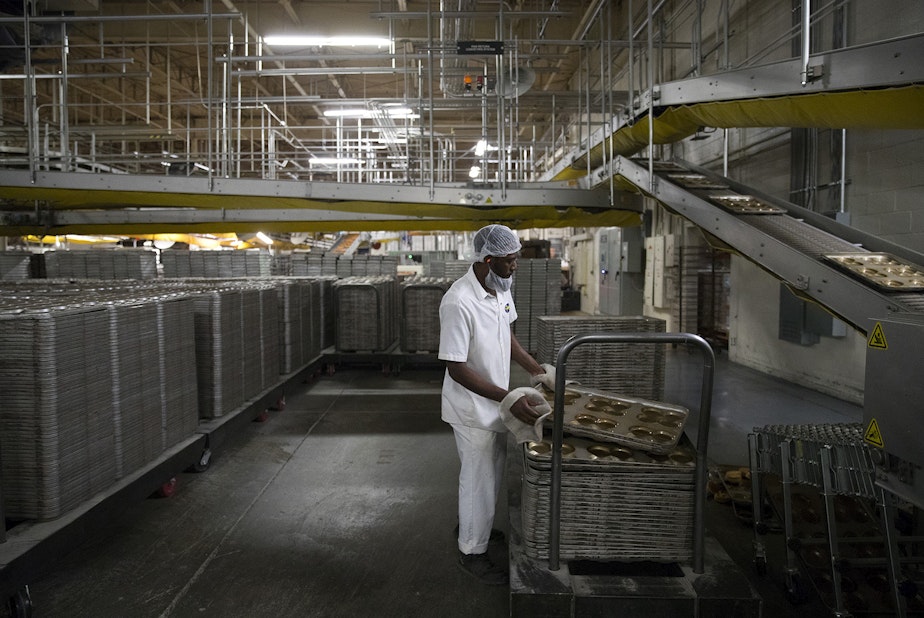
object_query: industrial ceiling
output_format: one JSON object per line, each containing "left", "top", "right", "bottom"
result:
{"left": 0, "top": 1, "right": 922, "bottom": 236}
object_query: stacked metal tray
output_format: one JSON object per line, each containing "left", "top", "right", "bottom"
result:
{"left": 520, "top": 436, "right": 697, "bottom": 561}
{"left": 541, "top": 385, "right": 690, "bottom": 454}
{"left": 334, "top": 276, "right": 399, "bottom": 352}
{"left": 276, "top": 279, "right": 314, "bottom": 373}
{"left": 0, "top": 283, "right": 200, "bottom": 520}
{"left": 512, "top": 259, "right": 562, "bottom": 354}
{"left": 400, "top": 276, "right": 451, "bottom": 353}
{"left": 823, "top": 252, "right": 924, "bottom": 292}
{"left": 43, "top": 250, "right": 157, "bottom": 279}
{"left": 535, "top": 315, "right": 666, "bottom": 400}
{"left": 0, "top": 252, "right": 35, "bottom": 279}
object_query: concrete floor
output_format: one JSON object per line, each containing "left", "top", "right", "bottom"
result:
{"left": 19, "top": 350, "right": 864, "bottom": 617}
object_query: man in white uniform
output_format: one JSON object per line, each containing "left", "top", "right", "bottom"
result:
{"left": 438, "top": 224, "right": 548, "bottom": 585}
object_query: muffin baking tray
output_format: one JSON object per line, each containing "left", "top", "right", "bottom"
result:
{"left": 704, "top": 193, "right": 786, "bottom": 215}
{"left": 823, "top": 253, "right": 924, "bottom": 292}
{"left": 540, "top": 384, "right": 690, "bottom": 455}
{"left": 664, "top": 172, "right": 729, "bottom": 190}
{"left": 519, "top": 435, "right": 696, "bottom": 561}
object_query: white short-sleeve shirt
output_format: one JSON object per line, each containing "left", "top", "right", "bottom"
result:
{"left": 438, "top": 265, "right": 518, "bottom": 432}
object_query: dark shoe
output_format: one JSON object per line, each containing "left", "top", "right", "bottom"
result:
{"left": 452, "top": 524, "right": 506, "bottom": 545}
{"left": 458, "top": 552, "right": 509, "bottom": 586}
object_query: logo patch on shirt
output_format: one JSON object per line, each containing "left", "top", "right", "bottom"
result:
{"left": 504, "top": 303, "right": 511, "bottom": 313}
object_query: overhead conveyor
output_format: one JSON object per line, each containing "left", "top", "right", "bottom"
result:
{"left": 612, "top": 155, "right": 924, "bottom": 335}
{"left": 0, "top": 169, "right": 642, "bottom": 235}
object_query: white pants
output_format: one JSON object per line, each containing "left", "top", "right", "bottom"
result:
{"left": 451, "top": 423, "right": 506, "bottom": 555}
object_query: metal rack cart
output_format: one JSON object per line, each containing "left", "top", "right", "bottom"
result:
{"left": 749, "top": 423, "right": 922, "bottom": 616}
{"left": 546, "top": 332, "right": 716, "bottom": 574}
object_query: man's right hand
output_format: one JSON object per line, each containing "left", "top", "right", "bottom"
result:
{"left": 509, "top": 394, "right": 545, "bottom": 424}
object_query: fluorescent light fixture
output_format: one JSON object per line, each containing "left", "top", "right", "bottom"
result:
{"left": 309, "top": 157, "right": 362, "bottom": 166}
{"left": 474, "top": 139, "right": 498, "bottom": 157}
{"left": 323, "top": 107, "right": 416, "bottom": 119}
{"left": 468, "top": 165, "right": 481, "bottom": 179}
{"left": 255, "top": 231, "right": 274, "bottom": 245}
{"left": 263, "top": 35, "right": 390, "bottom": 47}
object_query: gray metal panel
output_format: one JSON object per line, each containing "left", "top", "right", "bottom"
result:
{"left": 613, "top": 156, "right": 921, "bottom": 333}
{"left": 645, "top": 34, "right": 924, "bottom": 108}
{"left": 863, "top": 315, "right": 924, "bottom": 477}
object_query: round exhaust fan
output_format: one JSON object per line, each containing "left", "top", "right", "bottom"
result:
{"left": 496, "top": 66, "right": 536, "bottom": 98}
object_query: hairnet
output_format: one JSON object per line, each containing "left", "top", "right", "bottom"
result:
{"left": 472, "top": 224, "right": 522, "bottom": 261}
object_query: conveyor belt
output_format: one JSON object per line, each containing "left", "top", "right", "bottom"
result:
{"left": 614, "top": 156, "right": 924, "bottom": 332}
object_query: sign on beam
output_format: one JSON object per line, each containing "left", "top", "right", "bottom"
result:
{"left": 457, "top": 41, "right": 504, "bottom": 55}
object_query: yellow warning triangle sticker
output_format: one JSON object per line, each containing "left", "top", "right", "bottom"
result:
{"left": 484, "top": 197, "right": 493, "bottom": 204}
{"left": 868, "top": 322, "right": 888, "bottom": 350}
{"left": 864, "top": 418, "right": 884, "bottom": 448}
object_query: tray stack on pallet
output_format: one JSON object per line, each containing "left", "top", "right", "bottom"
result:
{"left": 428, "top": 260, "right": 471, "bottom": 280}
{"left": 276, "top": 279, "right": 313, "bottom": 373}
{"left": 44, "top": 250, "right": 157, "bottom": 280}
{"left": 512, "top": 258, "right": 562, "bottom": 354}
{"left": 536, "top": 315, "right": 666, "bottom": 400}
{"left": 400, "top": 277, "right": 451, "bottom": 353}
{"left": 157, "top": 296, "right": 200, "bottom": 453}
{"left": 161, "top": 251, "right": 272, "bottom": 278}
{"left": 520, "top": 436, "right": 697, "bottom": 562}
{"left": 334, "top": 276, "right": 398, "bottom": 352}
{"left": 190, "top": 280, "right": 280, "bottom": 418}
{"left": 0, "top": 284, "right": 200, "bottom": 521}
{"left": 0, "top": 252, "right": 33, "bottom": 279}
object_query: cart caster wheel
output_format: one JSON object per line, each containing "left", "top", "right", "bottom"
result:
{"left": 754, "top": 556, "right": 767, "bottom": 577}
{"left": 8, "top": 586, "right": 32, "bottom": 618}
{"left": 254, "top": 409, "right": 270, "bottom": 423}
{"left": 785, "top": 571, "right": 808, "bottom": 605}
{"left": 157, "top": 477, "right": 178, "bottom": 499}
{"left": 187, "top": 448, "right": 212, "bottom": 473}
{"left": 272, "top": 396, "right": 286, "bottom": 411}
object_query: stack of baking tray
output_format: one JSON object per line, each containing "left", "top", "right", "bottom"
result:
{"left": 193, "top": 286, "right": 245, "bottom": 418}
{"left": 428, "top": 260, "right": 471, "bottom": 280}
{"left": 520, "top": 435, "right": 697, "bottom": 562}
{"left": 336, "top": 255, "right": 353, "bottom": 278}
{"left": 535, "top": 315, "right": 666, "bottom": 400}
{"left": 157, "top": 295, "right": 200, "bottom": 452}
{"left": 752, "top": 423, "right": 876, "bottom": 499}
{"left": 317, "top": 277, "right": 336, "bottom": 350}
{"left": 241, "top": 285, "right": 265, "bottom": 398}
{"left": 0, "top": 303, "right": 117, "bottom": 520}
{"left": 277, "top": 279, "right": 311, "bottom": 373}
{"left": 190, "top": 280, "right": 281, "bottom": 418}
{"left": 334, "top": 276, "right": 398, "bottom": 352}
{"left": 0, "top": 252, "right": 32, "bottom": 279}
{"left": 43, "top": 250, "right": 157, "bottom": 280}
{"left": 256, "top": 283, "right": 281, "bottom": 390}
{"left": 400, "top": 276, "right": 451, "bottom": 353}
{"left": 108, "top": 300, "right": 162, "bottom": 478}
{"left": 512, "top": 259, "right": 562, "bottom": 354}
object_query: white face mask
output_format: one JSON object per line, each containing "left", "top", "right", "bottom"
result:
{"left": 486, "top": 268, "right": 513, "bottom": 292}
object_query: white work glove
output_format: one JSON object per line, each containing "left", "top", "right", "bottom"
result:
{"left": 499, "top": 386, "right": 552, "bottom": 444}
{"left": 529, "top": 363, "right": 557, "bottom": 392}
